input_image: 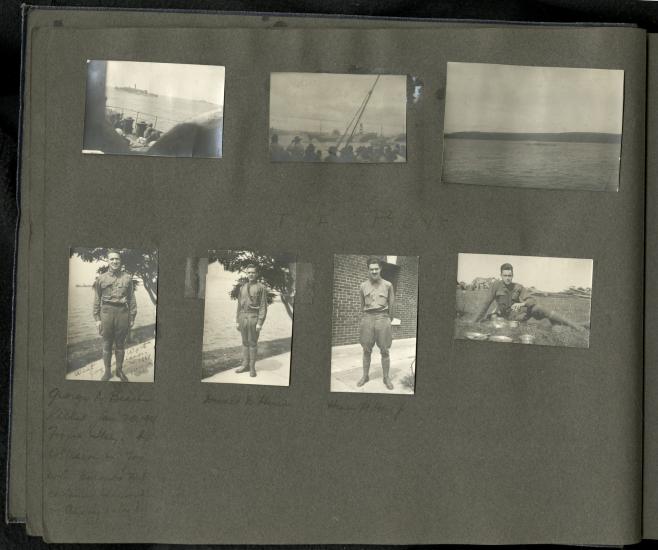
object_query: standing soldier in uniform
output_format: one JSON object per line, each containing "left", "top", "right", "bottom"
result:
{"left": 473, "top": 263, "right": 589, "bottom": 330}
{"left": 93, "top": 249, "right": 137, "bottom": 382}
{"left": 358, "top": 257, "right": 395, "bottom": 390}
{"left": 235, "top": 264, "right": 268, "bottom": 377}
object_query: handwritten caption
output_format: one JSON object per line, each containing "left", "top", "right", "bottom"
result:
{"left": 45, "top": 386, "right": 156, "bottom": 518}
{"left": 203, "top": 393, "right": 290, "bottom": 408}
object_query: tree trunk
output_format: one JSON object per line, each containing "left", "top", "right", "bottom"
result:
{"left": 140, "top": 273, "right": 158, "bottom": 306}
{"left": 280, "top": 293, "right": 294, "bottom": 321}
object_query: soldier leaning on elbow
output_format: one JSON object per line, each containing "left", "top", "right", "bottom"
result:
{"left": 473, "top": 263, "right": 589, "bottom": 331}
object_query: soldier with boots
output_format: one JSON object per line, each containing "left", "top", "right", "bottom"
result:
{"left": 93, "top": 249, "right": 137, "bottom": 382}
{"left": 473, "top": 262, "right": 589, "bottom": 331}
{"left": 235, "top": 264, "right": 268, "bottom": 377}
{"left": 358, "top": 257, "right": 396, "bottom": 390}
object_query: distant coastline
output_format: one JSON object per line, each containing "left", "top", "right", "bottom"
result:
{"left": 444, "top": 131, "right": 621, "bottom": 144}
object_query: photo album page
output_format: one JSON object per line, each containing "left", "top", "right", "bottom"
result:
{"left": 7, "top": 8, "right": 648, "bottom": 545}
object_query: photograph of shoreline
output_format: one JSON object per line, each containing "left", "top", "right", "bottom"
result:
{"left": 442, "top": 62, "right": 624, "bottom": 191}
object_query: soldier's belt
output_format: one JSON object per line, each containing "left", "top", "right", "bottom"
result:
{"left": 101, "top": 300, "right": 127, "bottom": 307}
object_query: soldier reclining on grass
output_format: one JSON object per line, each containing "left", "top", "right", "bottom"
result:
{"left": 473, "top": 263, "right": 589, "bottom": 331}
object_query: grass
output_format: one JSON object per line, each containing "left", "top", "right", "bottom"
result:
{"left": 455, "top": 290, "right": 591, "bottom": 348}
{"left": 66, "top": 324, "right": 156, "bottom": 374}
{"left": 201, "top": 337, "right": 292, "bottom": 379}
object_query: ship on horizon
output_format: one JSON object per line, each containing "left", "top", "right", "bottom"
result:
{"left": 114, "top": 84, "right": 159, "bottom": 97}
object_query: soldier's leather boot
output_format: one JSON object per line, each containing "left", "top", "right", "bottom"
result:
{"left": 235, "top": 346, "right": 250, "bottom": 373}
{"left": 101, "top": 349, "right": 112, "bottom": 381}
{"left": 382, "top": 355, "right": 394, "bottom": 390}
{"left": 115, "top": 350, "right": 129, "bottom": 382}
{"left": 249, "top": 346, "right": 257, "bottom": 377}
{"left": 357, "top": 351, "right": 370, "bottom": 387}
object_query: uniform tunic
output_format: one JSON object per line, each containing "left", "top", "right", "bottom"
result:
{"left": 93, "top": 270, "right": 137, "bottom": 347}
{"left": 359, "top": 278, "right": 395, "bottom": 352}
{"left": 236, "top": 281, "right": 268, "bottom": 346}
{"left": 475, "top": 279, "right": 540, "bottom": 322}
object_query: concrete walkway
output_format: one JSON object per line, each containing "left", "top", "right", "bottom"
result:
{"left": 66, "top": 339, "right": 155, "bottom": 383}
{"left": 330, "top": 337, "right": 416, "bottom": 395}
{"left": 202, "top": 350, "right": 291, "bottom": 386}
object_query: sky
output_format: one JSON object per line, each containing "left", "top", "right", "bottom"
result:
{"left": 68, "top": 254, "right": 149, "bottom": 287}
{"left": 443, "top": 62, "right": 624, "bottom": 134}
{"left": 69, "top": 255, "right": 106, "bottom": 287}
{"left": 269, "top": 72, "right": 407, "bottom": 135}
{"left": 457, "top": 253, "right": 593, "bottom": 292}
{"left": 102, "top": 60, "right": 225, "bottom": 104}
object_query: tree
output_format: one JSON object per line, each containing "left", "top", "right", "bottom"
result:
{"left": 71, "top": 248, "right": 158, "bottom": 306}
{"left": 208, "top": 250, "right": 296, "bottom": 320}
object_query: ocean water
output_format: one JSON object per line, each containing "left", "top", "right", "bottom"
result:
{"left": 202, "top": 281, "right": 293, "bottom": 352}
{"left": 67, "top": 285, "right": 157, "bottom": 345}
{"left": 105, "top": 88, "right": 221, "bottom": 133}
{"left": 442, "top": 138, "right": 621, "bottom": 191}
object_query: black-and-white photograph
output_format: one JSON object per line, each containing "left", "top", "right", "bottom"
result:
{"left": 331, "top": 255, "right": 418, "bottom": 394}
{"left": 442, "top": 62, "right": 624, "bottom": 191}
{"left": 269, "top": 72, "right": 407, "bottom": 163}
{"left": 66, "top": 247, "right": 158, "bottom": 382}
{"left": 83, "top": 60, "right": 225, "bottom": 158}
{"left": 201, "top": 250, "right": 296, "bottom": 386}
{"left": 455, "top": 253, "right": 593, "bottom": 348}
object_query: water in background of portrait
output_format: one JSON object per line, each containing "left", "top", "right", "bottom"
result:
{"left": 66, "top": 250, "right": 158, "bottom": 382}
{"left": 201, "top": 256, "right": 294, "bottom": 386}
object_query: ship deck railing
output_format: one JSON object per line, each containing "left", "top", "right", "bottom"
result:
{"left": 105, "top": 105, "right": 182, "bottom": 133}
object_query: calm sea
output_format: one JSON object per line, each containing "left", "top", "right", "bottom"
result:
{"left": 442, "top": 138, "right": 620, "bottom": 191}
{"left": 105, "top": 88, "right": 221, "bottom": 133}
{"left": 202, "top": 285, "right": 293, "bottom": 352}
{"left": 67, "top": 285, "right": 157, "bottom": 345}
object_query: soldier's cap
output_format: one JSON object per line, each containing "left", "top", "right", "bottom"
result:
{"left": 293, "top": 136, "right": 302, "bottom": 142}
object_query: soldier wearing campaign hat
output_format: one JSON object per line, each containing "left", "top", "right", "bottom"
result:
{"left": 358, "top": 257, "right": 396, "bottom": 390}
{"left": 93, "top": 249, "right": 137, "bottom": 382}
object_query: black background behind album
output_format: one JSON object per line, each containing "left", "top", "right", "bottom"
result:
{"left": 1, "top": 1, "right": 657, "bottom": 549}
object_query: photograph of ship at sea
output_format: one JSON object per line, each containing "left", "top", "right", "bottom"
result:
{"left": 269, "top": 72, "right": 407, "bottom": 163}
{"left": 83, "top": 60, "right": 225, "bottom": 158}
{"left": 442, "top": 62, "right": 624, "bottom": 191}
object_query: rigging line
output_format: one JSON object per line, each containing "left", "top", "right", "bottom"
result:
{"left": 345, "top": 74, "right": 381, "bottom": 148}
{"left": 335, "top": 87, "right": 371, "bottom": 151}
{"left": 336, "top": 74, "right": 381, "bottom": 150}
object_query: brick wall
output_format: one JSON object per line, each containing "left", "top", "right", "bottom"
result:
{"left": 332, "top": 255, "right": 418, "bottom": 346}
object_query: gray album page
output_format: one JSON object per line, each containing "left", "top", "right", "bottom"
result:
{"left": 643, "top": 33, "right": 658, "bottom": 540}
{"left": 11, "top": 10, "right": 646, "bottom": 545}
{"left": 9, "top": 8, "right": 461, "bottom": 528}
